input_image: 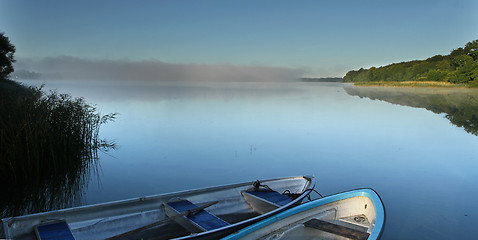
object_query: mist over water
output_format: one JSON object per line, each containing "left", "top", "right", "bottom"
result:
{"left": 15, "top": 56, "right": 304, "bottom": 83}
{"left": 9, "top": 80, "right": 478, "bottom": 240}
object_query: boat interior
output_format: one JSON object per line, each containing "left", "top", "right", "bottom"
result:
{"left": 1, "top": 176, "right": 312, "bottom": 240}
{"left": 241, "top": 195, "right": 378, "bottom": 240}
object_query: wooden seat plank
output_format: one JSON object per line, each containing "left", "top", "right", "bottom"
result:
{"left": 304, "top": 218, "right": 370, "bottom": 240}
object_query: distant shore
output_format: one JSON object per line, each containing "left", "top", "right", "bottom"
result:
{"left": 300, "top": 77, "right": 343, "bottom": 83}
{"left": 343, "top": 39, "right": 478, "bottom": 88}
{"left": 352, "top": 81, "right": 469, "bottom": 88}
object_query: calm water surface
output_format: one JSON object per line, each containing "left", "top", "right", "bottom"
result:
{"left": 17, "top": 81, "right": 478, "bottom": 239}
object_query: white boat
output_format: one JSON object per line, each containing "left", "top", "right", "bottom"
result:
{"left": 221, "top": 188, "right": 385, "bottom": 240}
{"left": 1, "top": 176, "right": 314, "bottom": 240}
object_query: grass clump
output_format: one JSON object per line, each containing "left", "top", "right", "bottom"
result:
{"left": 0, "top": 79, "right": 116, "bottom": 217}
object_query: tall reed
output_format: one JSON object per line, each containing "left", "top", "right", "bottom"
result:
{"left": 0, "top": 80, "right": 116, "bottom": 217}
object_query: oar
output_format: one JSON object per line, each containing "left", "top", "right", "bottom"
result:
{"left": 105, "top": 201, "right": 219, "bottom": 240}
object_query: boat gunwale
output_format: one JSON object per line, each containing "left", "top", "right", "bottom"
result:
{"left": 220, "top": 188, "right": 385, "bottom": 240}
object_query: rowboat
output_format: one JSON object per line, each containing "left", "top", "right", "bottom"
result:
{"left": 1, "top": 176, "right": 314, "bottom": 240}
{"left": 221, "top": 188, "right": 385, "bottom": 240}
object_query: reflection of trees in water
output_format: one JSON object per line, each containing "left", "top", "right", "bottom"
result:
{"left": 344, "top": 86, "right": 478, "bottom": 136}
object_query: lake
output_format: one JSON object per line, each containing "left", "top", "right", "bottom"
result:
{"left": 6, "top": 81, "right": 478, "bottom": 239}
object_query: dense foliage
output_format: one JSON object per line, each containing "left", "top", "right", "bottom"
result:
{"left": 344, "top": 39, "right": 478, "bottom": 87}
{"left": 0, "top": 33, "right": 15, "bottom": 80}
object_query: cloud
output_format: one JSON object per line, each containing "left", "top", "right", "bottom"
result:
{"left": 15, "top": 56, "right": 305, "bottom": 83}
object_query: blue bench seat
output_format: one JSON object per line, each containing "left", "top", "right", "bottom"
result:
{"left": 245, "top": 190, "right": 292, "bottom": 206}
{"left": 35, "top": 221, "right": 75, "bottom": 240}
{"left": 166, "top": 200, "right": 229, "bottom": 231}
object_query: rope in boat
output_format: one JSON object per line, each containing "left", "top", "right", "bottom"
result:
{"left": 304, "top": 188, "right": 324, "bottom": 201}
{"left": 253, "top": 180, "right": 274, "bottom": 192}
{"left": 253, "top": 180, "right": 324, "bottom": 201}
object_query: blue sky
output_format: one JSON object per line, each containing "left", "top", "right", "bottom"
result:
{"left": 1, "top": 0, "right": 477, "bottom": 77}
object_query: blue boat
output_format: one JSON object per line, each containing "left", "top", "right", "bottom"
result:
{"left": 221, "top": 188, "right": 385, "bottom": 240}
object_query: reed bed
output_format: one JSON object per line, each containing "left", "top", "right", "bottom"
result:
{"left": 0, "top": 80, "right": 116, "bottom": 217}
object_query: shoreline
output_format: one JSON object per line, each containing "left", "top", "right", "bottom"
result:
{"left": 350, "top": 81, "right": 469, "bottom": 88}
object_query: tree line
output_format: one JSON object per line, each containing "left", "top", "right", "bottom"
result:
{"left": 343, "top": 39, "right": 478, "bottom": 87}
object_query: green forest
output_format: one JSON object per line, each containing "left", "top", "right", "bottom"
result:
{"left": 343, "top": 39, "right": 478, "bottom": 87}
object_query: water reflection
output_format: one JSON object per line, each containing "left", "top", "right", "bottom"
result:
{"left": 0, "top": 150, "right": 100, "bottom": 218}
{"left": 344, "top": 85, "right": 478, "bottom": 136}
{"left": 1, "top": 168, "right": 91, "bottom": 218}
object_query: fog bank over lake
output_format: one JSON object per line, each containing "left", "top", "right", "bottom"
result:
{"left": 15, "top": 56, "right": 305, "bottom": 83}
